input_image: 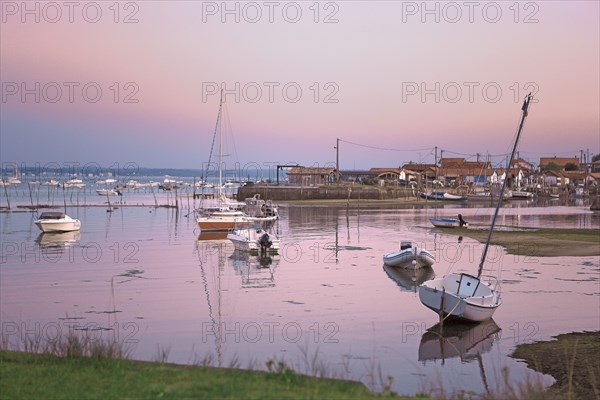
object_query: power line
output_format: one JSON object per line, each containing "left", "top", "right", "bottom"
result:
{"left": 339, "top": 139, "right": 432, "bottom": 153}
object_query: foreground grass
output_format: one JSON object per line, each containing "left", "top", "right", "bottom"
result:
{"left": 511, "top": 331, "right": 600, "bottom": 400}
{"left": 0, "top": 350, "right": 407, "bottom": 400}
{"left": 448, "top": 228, "right": 600, "bottom": 257}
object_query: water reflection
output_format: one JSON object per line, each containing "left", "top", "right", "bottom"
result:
{"left": 419, "top": 320, "right": 502, "bottom": 394}
{"left": 383, "top": 265, "right": 435, "bottom": 292}
{"left": 419, "top": 319, "right": 501, "bottom": 363}
{"left": 35, "top": 231, "right": 81, "bottom": 251}
{"left": 229, "top": 251, "right": 279, "bottom": 289}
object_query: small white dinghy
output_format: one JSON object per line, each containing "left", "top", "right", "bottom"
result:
{"left": 383, "top": 241, "right": 435, "bottom": 269}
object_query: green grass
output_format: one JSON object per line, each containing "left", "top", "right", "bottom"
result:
{"left": 0, "top": 350, "right": 407, "bottom": 400}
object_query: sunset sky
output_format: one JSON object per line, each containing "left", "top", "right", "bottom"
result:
{"left": 1, "top": 1, "right": 598, "bottom": 171}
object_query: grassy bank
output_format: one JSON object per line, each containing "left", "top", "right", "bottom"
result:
{"left": 511, "top": 331, "right": 600, "bottom": 400}
{"left": 0, "top": 350, "right": 405, "bottom": 400}
{"left": 441, "top": 227, "right": 600, "bottom": 257}
{"left": 3, "top": 331, "right": 599, "bottom": 399}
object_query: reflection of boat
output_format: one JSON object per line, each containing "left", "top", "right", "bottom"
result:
{"left": 34, "top": 212, "right": 81, "bottom": 232}
{"left": 36, "top": 231, "right": 81, "bottom": 248}
{"left": 420, "top": 192, "right": 466, "bottom": 201}
{"left": 197, "top": 231, "right": 229, "bottom": 241}
{"left": 383, "top": 241, "right": 434, "bottom": 269}
{"left": 419, "top": 319, "right": 501, "bottom": 362}
{"left": 419, "top": 94, "right": 533, "bottom": 322}
{"left": 229, "top": 251, "right": 278, "bottom": 289}
{"left": 430, "top": 215, "right": 468, "bottom": 228}
{"left": 383, "top": 264, "right": 434, "bottom": 292}
{"left": 227, "top": 226, "right": 280, "bottom": 254}
{"left": 196, "top": 90, "right": 252, "bottom": 232}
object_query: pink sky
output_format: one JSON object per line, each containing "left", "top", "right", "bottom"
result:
{"left": 1, "top": 1, "right": 598, "bottom": 169}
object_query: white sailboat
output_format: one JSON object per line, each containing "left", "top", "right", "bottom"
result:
{"left": 196, "top": 90, "right": 252, "bottom": 232}
{"left": 418, "top": 94, "right": 533, "bottom": 322}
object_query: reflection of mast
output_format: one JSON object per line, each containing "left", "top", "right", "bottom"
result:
{"left": 476, "top": 353, "right": 490, "bottom": 395}
{"left": 196, "top": 237, "right": 226, "bottom": 367}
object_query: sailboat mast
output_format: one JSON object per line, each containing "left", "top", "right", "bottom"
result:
{"left": 477, "top": 94, "right": 532, "bottom": 278}
{"left": 218, "top": 89, "right": 223, "bottom": 204}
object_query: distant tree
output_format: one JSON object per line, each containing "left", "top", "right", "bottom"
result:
{"left": 592, "top": 153, "right": 600, "bottom": 163}
{"left": 543, "top": 162, "right": 561, "bottom": 171}
{"left": 564, "top": 163, "right": 578, "bottom": 171}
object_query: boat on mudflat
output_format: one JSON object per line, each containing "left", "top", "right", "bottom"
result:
{"left": 420, "top": 191, "right": 466, "bottom": 201}
{"left": 383, "top": 241, "right": 435, "bottom": 269}
{"left": 419, "top": 93, "right": 533, "bottom": 322}
{"left": 430, "top": 214, "right": 468, "bottom": 228}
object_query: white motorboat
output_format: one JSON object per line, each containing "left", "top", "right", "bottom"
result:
{"left": 383, "top": 241, "right": 435, "bottom": 269}
{"left": 244, "top": 194, "right": 279, "bottom": 221}
{"left": 511, "top": 189, "right": 534, "bottom": 199}
{"left": 96, "top": 188, "right": 121, "bottom": 196}
{"left": 34, "top": 212, "right": 81, "bottom": 233}
{"left": 227, "top": 227, "right": 280, "bottom": 254}
{"left": 418, "top": 94, "right": 533, "bottom": 322}
{"left": 64, "top": 177, "right": 85, "bottom": 188}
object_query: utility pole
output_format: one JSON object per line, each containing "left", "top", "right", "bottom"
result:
{"left": 434, "top": 146, "right": 438, "bottom": 180}
{"left": 335, "top": 138, "right": 340, "bottom": 182}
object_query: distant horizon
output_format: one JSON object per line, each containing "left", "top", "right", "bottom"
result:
{"left": 1, "top": 149, "right": 596, "bottom": 180}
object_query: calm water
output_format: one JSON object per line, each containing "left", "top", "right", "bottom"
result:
{"left": 1, "top": 196, "right": 599, "bottom": 396}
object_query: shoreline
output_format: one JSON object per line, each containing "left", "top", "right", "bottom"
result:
{"left": 511, "top": 330, "right": 600, "bottom": 400}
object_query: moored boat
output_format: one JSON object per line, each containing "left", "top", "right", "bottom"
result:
{"left": 34, "top": 212, "right": 81, "bottom": 233}
{"left": 227, "top": 226, "right": 280, "bottom": 254}
{"left": 383, "top": 241, "right": 435, "bottom": 269}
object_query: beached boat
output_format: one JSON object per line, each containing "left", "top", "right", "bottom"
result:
{"left": 418, "top": 94, "right": 533, "bottom": 322}
{"left": 34, "top": 211, "right": 81, "bottom": 233}
{"left": 383, "top": 241, "right": 435, "bottom": 269}
{"left": 196, "top": 90, "right": 253, "bottom": 232}
{"left": 227, "top": 226, "right": 280, "bottom": 254}
{"left": 430, "top": 215, "right": 468, "bottom": 228}
{"left": 420, "top": 191, "right": 466, "bottom": 201}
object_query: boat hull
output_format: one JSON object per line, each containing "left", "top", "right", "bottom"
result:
{"left": 418, "top": 274, "right": 501, "bottom": 322}
{"left": 196, "top": 211, "right": 253, "bottom": 232}
{"left": 227, "top": 228, "right": 280, "bottom": 254}
{"left": 35, "top": 220, "right": 81, "bottom": 233}
{"left": 429, "top": 218, "right": 464, "bottom": 228}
